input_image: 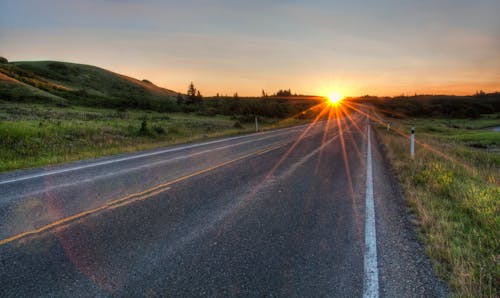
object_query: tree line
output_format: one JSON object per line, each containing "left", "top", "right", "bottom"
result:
{"left": 354, "top": 92, "right": 500, "bottom": 119}
{"left": 172, "top": 82, "right": 318, "bottom": 119}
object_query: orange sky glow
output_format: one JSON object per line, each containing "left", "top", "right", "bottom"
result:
{"left": 1, "top": 1, "right": 499, "bottom": 97}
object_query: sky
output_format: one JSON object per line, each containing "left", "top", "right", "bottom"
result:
{"left": 1, "top": 0, "right": 499, "bottom": 97}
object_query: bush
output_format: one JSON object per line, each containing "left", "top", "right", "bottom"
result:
{"left": 152, "top": 124, "right": 166, "bottom": 134}
{"left": 237, "top": 115, "right": 255, "bottom": 123}
{"left": 233, "top": 121, "right": 244, "bottom": 129}
{"left": 0, "top": 57, "right": 8, "bottom": 64}
{"left": 139, "top": 120, "right": 150, "bottom": 135}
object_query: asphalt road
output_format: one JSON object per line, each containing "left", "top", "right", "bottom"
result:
{"left": 0, "top": 112, "right": 448, "bottom": 297}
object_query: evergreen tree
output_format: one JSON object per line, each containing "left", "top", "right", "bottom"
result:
{"left": 187, "top": 82, "right": 196, "bottom": 96}
{"left": 186, "top": 82, "right": 201, "bottom": 104}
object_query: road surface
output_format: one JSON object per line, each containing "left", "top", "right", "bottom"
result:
{"left": 0, "top": 112, "right": 448, "bottom": 297}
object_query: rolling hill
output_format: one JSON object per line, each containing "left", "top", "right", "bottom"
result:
{"left": 0, "top": 59, "right": 178, "bottom": 111}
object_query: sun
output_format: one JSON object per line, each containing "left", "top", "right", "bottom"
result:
{"left": 327, "top": 92, "right": 344, "bottom": 105}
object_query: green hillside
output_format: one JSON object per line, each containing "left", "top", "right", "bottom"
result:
{"left": 0, "top": 71, "right": 68, "bottom": 105}
{"left": 0, "top": 60, "right": 178, "bottom": 111}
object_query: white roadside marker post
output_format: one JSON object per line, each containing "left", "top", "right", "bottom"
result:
{"left": 255, "top": 116, "right": 259, "bottom": 132}
{"left": 410, "top": 127, "right": 415, "bottom": 159}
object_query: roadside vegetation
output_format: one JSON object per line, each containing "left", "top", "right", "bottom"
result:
{"left": 374, "top": 113, "right": 499, "bottom": 297}
{"left": 0, "top": 102, "right": 310, "bottom": 173}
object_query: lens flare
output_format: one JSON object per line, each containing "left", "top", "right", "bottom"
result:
{"left": 327, "top": 92, "right": 344, "bottom": 105}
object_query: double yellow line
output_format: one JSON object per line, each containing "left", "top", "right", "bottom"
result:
{"left": 0, "top": 143, "right": 284, "bottom": 246}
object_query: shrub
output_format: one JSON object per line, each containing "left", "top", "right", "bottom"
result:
{"left": 237, "top": 115, "right": 255, "bottom": 123}
{"left": 0, "top": 57, "right": 8, "bottom": 64}
{"left": 139, "top": 120, "right": 150, "bottom": 135}
{"left": 233, "top": 121, "right": 244, "bottom": 129}
{"left": 152, "top": 124, "right": 166, "bottom": 134}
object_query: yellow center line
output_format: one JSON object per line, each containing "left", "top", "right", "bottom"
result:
{"left": 0, "top": 143, "right": 285, "bottom": 246}
{"left": 107, "top": 187, "right": 172, "bottom": 210}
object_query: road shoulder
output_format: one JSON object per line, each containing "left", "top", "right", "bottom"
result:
{"left": 371, "top": 129, "right": 449, "bottom": 297}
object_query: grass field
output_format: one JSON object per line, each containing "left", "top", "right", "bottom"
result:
{"left": 0, "top": 102, "right": 305, "bottom": 173}
{"left": 375, "top": 114, "right": 499, "bottom": 297}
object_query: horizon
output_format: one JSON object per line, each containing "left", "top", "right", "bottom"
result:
{"left": 5, "top": 58, "right": 499, "bottom": 98}
{"left": 1, "top": 0, "right": 499, "bottom": 97}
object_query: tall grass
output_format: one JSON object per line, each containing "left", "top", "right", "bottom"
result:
{"left": 376, "top": 117, "right": 499, "bottom": 297}
{"left": 0, "top": 103, "right": 305, "bottom": 172}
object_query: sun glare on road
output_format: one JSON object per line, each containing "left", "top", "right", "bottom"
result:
{"left": 327, "top": 92, "right": 344, "bottom": 106}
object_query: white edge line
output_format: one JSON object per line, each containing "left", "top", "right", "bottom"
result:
{"left": 3, "top": 134, "right": 288, "bottom": 200}
{"left": 0, "top": 124, "right": 311, "bottom": 185}
{"left": 363, "top": 124, "right": 379, "bottom": 298}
